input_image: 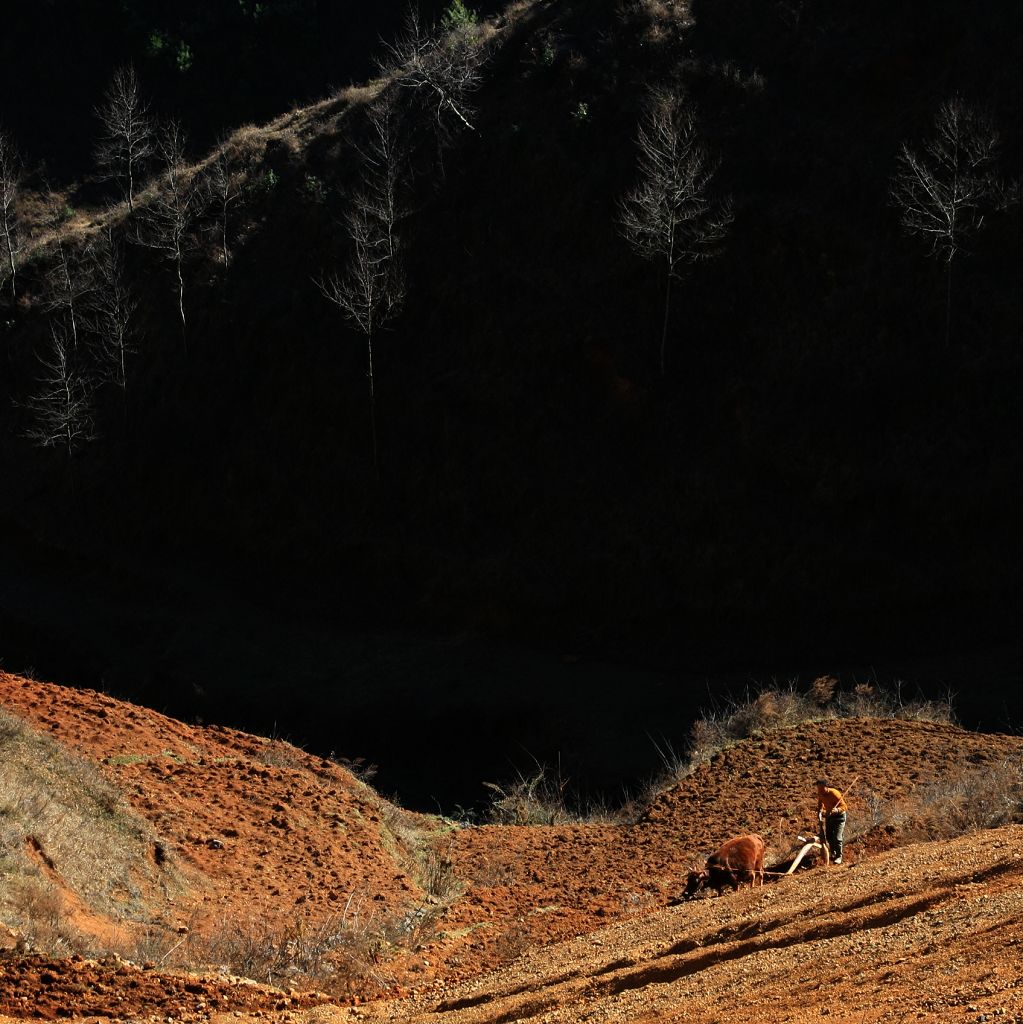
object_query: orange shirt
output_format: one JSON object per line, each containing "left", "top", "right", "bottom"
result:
{"left": 817, "top": 786, "right": 848, "bottom": 814}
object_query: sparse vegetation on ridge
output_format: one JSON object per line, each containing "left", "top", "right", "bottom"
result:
{"left": 681, "top": 677, "right": 955, "bottom": 772}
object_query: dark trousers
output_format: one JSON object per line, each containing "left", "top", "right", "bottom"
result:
{"left": 825, "top": 812, "right": 847, "bottom": 859}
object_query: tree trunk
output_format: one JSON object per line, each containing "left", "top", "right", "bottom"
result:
{"left": 660, "top": 272, "right": 673, "bottom": 377}
{"left": 659, "top": 223, "right": 676, "bottom": 377}
{"left": 176, "top": 257, "right": 188, "bottom": 352}
{"left": 60, "top": 245, "right": 79, "bottom": 349}
{"left": 944, "top": 258, "right": 954, "bottom": 348}
{"left": 2, "top": 219, "right": 15, "bottom": 299}
{"left": 367, "top": 329, "right": 379, "bottom": 481}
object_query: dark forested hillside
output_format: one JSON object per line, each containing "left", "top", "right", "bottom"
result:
{"left": 1, "top": 0, "right": 504, "bottom": 177}
{"left": 1, "top": 0, "right": 1021, "bottom": 797}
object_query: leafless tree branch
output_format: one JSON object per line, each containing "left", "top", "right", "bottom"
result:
{"left": 619, "top": 87, "right": 732, "bottom": 375}
{"left": 891, "top": 98, "right": 1000, "bottom": 262}
{"left": 315, "top": 95, "right": 414, "bottom": 478}
{"left": 317, "top": 209, "right": 407, "bottom": 478}
{"left": 94, "top": 64, "right": 155, "bottom": 213}
{"left": 890, "top": 97, "right": 1002, "bottom": 346}
{"left": 42, "top": 240, "right": 93, "bottom": 351}
{"left": 354, "top": 99, "right": 414, "bottom": 262}
{"left": 201, "top": 141, "right": 245, "bottom": 271}
{"left": 0, "top": 130, "right": 24, "bottom": 301}
{"left": 24, "top": 320, "right": 96, "bottom": 459}
{"left": 138, "top": 121, "right": 205, "bottom": 348}
{"left": 87, "top": 226, "right": 139, "bottom": 390}
{"left": 378, "top": 6, "right": 489, "bottom": 166}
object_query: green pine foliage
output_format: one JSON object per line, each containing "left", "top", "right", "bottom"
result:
{"left": 441, "top": 0, "right": 477, "bottom": 32}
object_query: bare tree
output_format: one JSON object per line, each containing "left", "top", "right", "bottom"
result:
{"left": 356, "top": 99, "right": 414, "bottom": 261}
{"left": 0, "top": 130, "right": 24, "bottom": 300}
{"left": 317, "top": 203, "right": 407, "bottom": 479}
{"left": 95, "top": 64, "right": 155, "bottom": 213}
{"left": 88, "top": 226, "right": 139, "bottom": 389}
{"left": 42, "top": 240, "right": 92, "bottom": 350}
{"left": 619, "top": 88, "right": 732, "bottom": 376}
{"left": 24, "top": 320, "right": 95, "bottom": 461}
{"left": 140, "top": 121, "right": 204, "bottom": 347}
{"left": 202, "top": 142, "right": 244, "bottom": 271}
{"left": 378, "top": 6, "right": 488, "bottom": 162}
{"left": 316, "top": 99, "right": 412, "bottom": 478}
{"left": 890, "top": 97, "right": 1001, "bottom": 347}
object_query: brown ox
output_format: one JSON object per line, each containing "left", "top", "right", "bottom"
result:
{"left": 683, "top": 834, "right": 766, "bottom": 899}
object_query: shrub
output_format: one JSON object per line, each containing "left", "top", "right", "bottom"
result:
{"left": 482, "top": 764, "right": 617, "bottom": 826}
{"left": 441, "top": 0, "right": 477, "bottom": 32}
{"left": 302, "top": 173, "right": 329, "bottom": 204}
{"left": 869, "top": 757, "right": 1023, "bottom": 843}
{"left": 175, "top": 42, "right": 193, "bottom": 74}
{"left": 838, "top": 681, "right": 955, "bottom": 724}
{"left": 6, "top": 877, "right": 79, "bottom": 954}
{"left": 682, "top": 683, "right": 822, "bottom": 768}
{"left": 483, "top": 766, "right": 573, "bottom": 825}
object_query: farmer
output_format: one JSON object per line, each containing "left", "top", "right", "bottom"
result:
{"left": 815, "top": 779, "right": 848, "bottom": 864}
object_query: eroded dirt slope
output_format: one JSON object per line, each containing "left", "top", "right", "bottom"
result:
{"left": 0, "top": 954, "right": 331, "bottom": 1022}
{"left": 0, "top": 672, "right": 438, "bottom": 967}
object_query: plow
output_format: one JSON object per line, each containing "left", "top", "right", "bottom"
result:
{"left": 777, "top": 827, "right": 829, "bottom": 875}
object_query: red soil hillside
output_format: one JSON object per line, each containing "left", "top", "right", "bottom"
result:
{"left": 354, "top": 824, "right": 1023, "bottom": 1024}
{"left": 3, "top": 672, "right": 1023, "bottom": 1022}
{"left": 0, "top": 672, "right": 441, "bottom": 992}
{"left": 432, "top": 716, "right": 1023, "bottom": 986}
{"left": 641, "top": 716, "right": 1023, "bottom": 840}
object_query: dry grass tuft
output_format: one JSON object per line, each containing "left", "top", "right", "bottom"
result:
{"left": 380, "top": 803, "right": 464, "bottom": 904}
{"left": 862, "top": 757, "right": 1023, "bottom": 845}
{"left": 622, "top": 0, "right": 695, "bottom": 44}
{"left": 482, "top": 764, "right": 616, "bottom": 826}
{"left": 0, "top": 707, "right": 184, "bottom": 952}
{"left": 809, "top": 674, "right": 838, "bottom": 706}
{"left": 483, "top": 767, "right": 574, "bottom": 826}
{"left": 254, "top": 735, "right": 308, "bottom": 771}
{"left": 113, "top": 898, "right": 397, "bottom": 996}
